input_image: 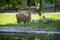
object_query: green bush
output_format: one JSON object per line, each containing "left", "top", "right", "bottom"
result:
{"left": 0, "top": 33, "right": 59, "bottom": 40}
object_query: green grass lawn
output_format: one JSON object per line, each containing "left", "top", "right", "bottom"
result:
{"left": 0, "top": 13, "right": 60, "bottom": 28}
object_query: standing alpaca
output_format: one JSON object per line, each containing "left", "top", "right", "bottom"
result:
{"left": 16, "top": 9, "right": 31, "bottom": 27}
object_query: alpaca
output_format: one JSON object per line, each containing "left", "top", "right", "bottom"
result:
{"left": 16, "top": 10, "right": 31, "bottom": 27}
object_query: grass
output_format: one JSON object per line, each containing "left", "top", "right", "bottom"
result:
{"left": 0, "top": 13, "right": 60, "bottom": 28}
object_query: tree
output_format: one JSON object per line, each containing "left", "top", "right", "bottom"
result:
{"left": 28, "top": 0, "right": 59, "bottom": 16}
{"left": 44, "top": 0, "right": 59, "bottom": 12}
{"left": 35, "top": 0, "right": 42, "bottom": 16}
{"left": 0, "top": 0, "right": 7, "bottom": 9}
{"left": 0, "top": 0, "right": 59, "bottom": 14}
{"left": 35, "top": 0, "right": 59, "bottom": 16}
{"left": 0, "top": 0, "right": 24, "bottom": 10}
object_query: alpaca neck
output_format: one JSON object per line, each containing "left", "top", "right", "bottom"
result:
{"left": 28, "top": 11, "right": 31, "bottom": 17}
{"left": 29, "top": 14, "right": 31, "bottom": 17}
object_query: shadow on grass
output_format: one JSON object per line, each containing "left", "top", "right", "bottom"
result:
{"left": 0, "top": 20, "right": 60, "bottom": 28}
{"left": 52, "top": 20, "right": 60, "bottom": 25}
{"left": 0, "top": 23, "right": 18, "bottom": 27}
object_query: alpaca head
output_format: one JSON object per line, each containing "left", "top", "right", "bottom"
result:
{"left": 28, "top": 8, "right": 32, "bottom": 16}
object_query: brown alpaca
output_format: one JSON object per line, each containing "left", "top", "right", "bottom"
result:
{"left": 16, "top": 10, "right": 31, "bottom": 27}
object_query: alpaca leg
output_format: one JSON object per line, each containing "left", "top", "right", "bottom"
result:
{"left": 27, "top": 22, "right": 30, "bottom": 27}
{"left": 17, "top": 20, "right": 20, "bottom": 27}
{"left": 18, "top": 23, "right": 20, "bottom": 27}
{"left": 24, "top": 22, "right": 26, "bottom": 27}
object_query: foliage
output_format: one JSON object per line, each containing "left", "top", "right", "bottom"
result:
{"left": 35, "top": 0, "right": 59, "bottom": 16}
{"left": 45, "top": 0, "right": 59, "bottom": 4}
{"left": 35, "top": 0, "right": 42, "bottom": 16}
{"left": 0, "top": 0, "right": 7, "bottom": 9}
{"left": 0, "top": 0, "right": 59, "bottom": 15}
{"left": 28, "top": 0, "right": 35, "bottom": 7}
{"left": 0, "top": 33, "right": 59, "bottom": 40}
{"left": 0, "top": 0, "right": 24, "bottom": 10}
{"left": 44, "top": 0, "right": 59, "bottom": 12}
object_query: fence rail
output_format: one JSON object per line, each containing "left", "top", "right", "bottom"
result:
{"left": 0, "top": 27, "right": 60, "bottom": 40}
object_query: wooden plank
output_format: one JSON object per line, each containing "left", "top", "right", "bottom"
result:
{"left": 0, "top": 27, "right": 60, "bottom": 36}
